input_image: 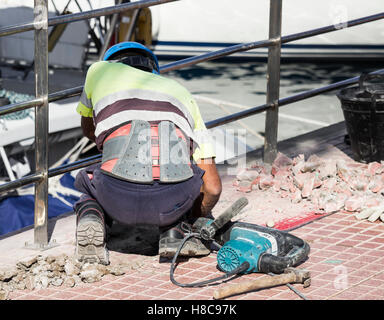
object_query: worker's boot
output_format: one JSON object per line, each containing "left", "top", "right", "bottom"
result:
{"left": 75, "top": 199, "right": 109, "bottom": 265}
{"left": 158, "top": 215, "right": 211, "bottom": 258}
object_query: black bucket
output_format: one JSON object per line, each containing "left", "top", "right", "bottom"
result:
{"left": 0, "top": 97, "right": 10, "bottom": 107}
{"left": 337, "top": 73, "right": 384, "bottom": 163}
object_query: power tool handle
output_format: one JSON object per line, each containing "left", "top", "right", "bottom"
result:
{"left": 211, "top": 197, "right": 249, "bottom": 231}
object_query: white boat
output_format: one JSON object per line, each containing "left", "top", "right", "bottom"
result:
{"left": 1, "top": 0, "right": 383, "bottom": 64}
{"left": 149, "top": 0, "right": 384, "bottom": 60}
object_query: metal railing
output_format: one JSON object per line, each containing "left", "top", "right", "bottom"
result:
{"left": 0, "top": 0, "right": 383, "bottom": 247}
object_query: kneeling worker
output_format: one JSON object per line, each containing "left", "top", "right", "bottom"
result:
{"left": 73, "top": 42, "right": 222, "bottom": 264}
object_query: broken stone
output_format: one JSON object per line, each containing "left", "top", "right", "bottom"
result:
{"left": 348, "top": 176, "right": 366, "bottom": 192}
{"left": 312, "top": 174, "right": 322, "bottom": 189}
{"left": 0, "top": 290, "right": 9, "bottom": 300}
{"left": 63, "top": 276, "right": 76, "bottom": 288}
{"left": 236, "top": 180, "right": 253, "bottom": 193}
{"left": 272, "top": 152, "right": 292, "bottom": 168}
{"left": 368, "top": 177, "right": 383, "bottom": 193}
{"left": 45, "top": 255, "right": 56, "bottom": 264}
{"left": 292, "top": 161, "right": 305, "bottom": 176}
{"left": 280, "top": 191, "right": 289, "bottom": 198}
{"left": 50, "top": 277, "right": 63, "bottom": 287}
{"left": 333, "top": 182, "right": 353, "bottom": 197}
{"left": 301, "top": 160, "right": 321, "bottom": 173}
{"left": 0, "top": 252, "right": 141, "bottom": 295}
{"left": 279, "top": 182, "right": 289, "bottom": 192}
{"left": 31, "top": 262, "right": 49, "bottom": 275}
{"left": 367, "top": 206, "right": 384, "bottom": 222}
{"left": 307, "top": 154, "right": 323, "bottom": 165}
{"left": 272, "top": 167, "right": 291, "bottom": 180}
{"left": 64, "top": 259, "right": 80, "bottom": 277}
{"left": 259, "top": 175, "right": 274, "bottom": 190}
{"left": 16, "top": 256, "right": 38, "bottom": 270}
{"left": 344, "top": 196, "right": 365, "bottom": 212}
{"left": 272, "top": 180, "right": 281, "bottom": 192}
{"left": 236, "top": 168, "right": 260, "bottom": 182}
{"left": 317, "top": 193, "right": 335, "bottom": 211}
{"left": 249, "top": 161, "right": 265, "bottom": 173}
{"left": 55, "top": 254, "right": 68, "bottom": 268}
{"left": 292, "top": 154, "right": 305, "bottom": 165}
{"left": 291, "top": 189, "right": 302, "bottom": 203}
{"left": 336, "top": 160, "right": 349, "bottom": 181}
{"left": 324, "top": 195, "right": 347, "bottom": 213}
{"left": 230, "top": 154, "right": 384, "bottom": 222}
{"left": 318, "top": 161, "right": 337, "bottom": 180}
{"left": 251, "top": 182, "right": 259, "bottom": 191}
{"left": 107, "top": 265, "right": 126, "bottom": 276}
{"left": 293, "top": 172, "right": 309, "bottom": 190}
{"left": 355, "top": 208, "right": 375, "bottom": 220}
{"left": 80, "top": 263, "right": 104, "bottom": 283}
{"left": 368, "top": 162, "right": 382, "bottom": 176}
{"left": 24, "top": 275, "right": 35, "bottom": 291}
{"left": 364, "top": 197, "right": 381, "bottom": 208}
{"left": 0, "top": 268, "right": 18, "bottom": 282}
{"left": 39, "top": 276, "right": 49, "bottom": 289}
{"left": 322, "top": 177, "right": 337, "bottom": 190}
{"left": 301, "top": 175, "right": 316, "bottom": 198}
{"left": 12, "top": 273, "right": 25, "bottom": 284}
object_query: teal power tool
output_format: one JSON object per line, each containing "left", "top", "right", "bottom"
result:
{"left": 170, "top": 197, "right": 310, "bottom": 287}
{"left": 216, "top": 226, "right": 277, "bottom": 274}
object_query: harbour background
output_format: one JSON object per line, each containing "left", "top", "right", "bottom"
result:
{"left": 2, "top": 58, "right": 384, "bottom": 154}
{"left": 165, "top": 59, "right": 384, "bottom": 152}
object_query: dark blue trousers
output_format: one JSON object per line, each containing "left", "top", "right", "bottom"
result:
{"left": 74, "top": 163, "right": 204, "bottom": 227}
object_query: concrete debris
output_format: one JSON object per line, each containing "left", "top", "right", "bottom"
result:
{"left": 233, "top": 152, "right": 384, "bottom": 222}
{"left": 236, "top": 168, "right": 260, "bottom": 182}
{"left": 0, "top": 253, "right": 144, "bottom": 300}
{"left": 367, "top": 206, "right": 384, "bottom": 222}
{"left": 273, "top": 152, "right": 293, "bottom": 168}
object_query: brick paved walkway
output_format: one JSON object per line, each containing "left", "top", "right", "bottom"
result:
{"left": 2, "top": 122, "right": 384, "bottom": 300}
{"left": 5, "top": 208, "right": 384, "bottom": 301}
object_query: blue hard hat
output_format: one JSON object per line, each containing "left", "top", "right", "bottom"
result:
{"left": 103, "top": 41, "right": 160, "bottom": 74}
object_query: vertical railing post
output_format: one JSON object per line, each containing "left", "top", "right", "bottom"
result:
{"left": 33, "top": 0, "right": 49, "bottom": 247}
{"left": 263, "top": 0, "right": 282, "bottom": 164}
{"left": 98, "top": 0, "right": 124, "bottom": 60}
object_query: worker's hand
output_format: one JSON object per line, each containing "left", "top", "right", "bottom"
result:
{"left": 192, "top": 158, "right": 222, "bottom": 218}
{"left": 355, "top": 205, "right": 384, "bottom": 223}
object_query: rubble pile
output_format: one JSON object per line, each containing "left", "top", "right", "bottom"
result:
{"left": 233, "top": 152, "right": 384, "bottom": 222}
{"left": 0, "top": 254, "right": 143, "bottom": 300}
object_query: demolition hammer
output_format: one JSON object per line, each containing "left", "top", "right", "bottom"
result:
{"left": 170, "top": 197, "right": 310, "bottom": 288}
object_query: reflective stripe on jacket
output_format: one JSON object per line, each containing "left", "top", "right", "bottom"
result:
{"left": 76, "top": 61, "right": 215, "bottom": 161}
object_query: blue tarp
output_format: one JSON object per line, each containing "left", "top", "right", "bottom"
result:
{"left": 0, "top": 173, "right": 80, "bottom": 236}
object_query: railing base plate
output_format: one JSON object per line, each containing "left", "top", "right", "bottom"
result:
{"left": 24, "top": 239, "right": 59, "bottom": 251}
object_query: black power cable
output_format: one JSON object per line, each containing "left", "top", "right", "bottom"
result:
{"left": 169, "top": 232, "right": 249, "bottom": 288}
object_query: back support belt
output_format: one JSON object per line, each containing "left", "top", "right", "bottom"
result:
{"left": 101, "top": 120, "right": 193, "bottom": 184}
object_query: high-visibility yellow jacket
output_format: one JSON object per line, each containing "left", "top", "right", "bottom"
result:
{"left": 77, "top": 61, "right": 215, "bottom": 161}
